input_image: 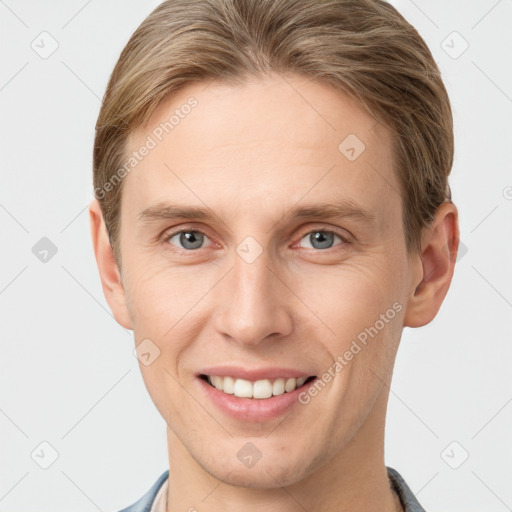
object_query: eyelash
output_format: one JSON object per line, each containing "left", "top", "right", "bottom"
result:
{"left": 162, "top": 226, "right": 351, "bottom": 252}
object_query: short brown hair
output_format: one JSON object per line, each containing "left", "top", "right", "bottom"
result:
{"left": 93, "top": 0, "right": 454, "bottom": 263}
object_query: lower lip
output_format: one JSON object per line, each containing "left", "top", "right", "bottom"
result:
{"left": 197, "top": 377, "right": 316, "bottom": 422}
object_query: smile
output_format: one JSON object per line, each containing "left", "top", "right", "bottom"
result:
{"left": 200, "top": 374, "right": 316, "bottom": 399}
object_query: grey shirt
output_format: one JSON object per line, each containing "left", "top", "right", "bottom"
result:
{"left": 388, "top": 467, "right": 427, "bottom": 511}
{"left": 118, "top": 466, "right": 426, "bottom": 512}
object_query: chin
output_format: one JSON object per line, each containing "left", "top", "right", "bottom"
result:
{"left": 203, "top": 453, "right": 312, "bottom": 489}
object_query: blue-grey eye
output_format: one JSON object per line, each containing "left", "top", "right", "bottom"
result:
{"left": 300, "top": 230, "right": 341, "bottom": 250}
{"left": 168, "top": 230, "right": 205, "bottom": 250}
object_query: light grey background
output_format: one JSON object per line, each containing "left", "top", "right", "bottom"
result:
{"left": 1, "top": 1, "right": 511, "bottom": 511}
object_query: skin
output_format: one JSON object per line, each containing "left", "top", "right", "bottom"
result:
{"left": 90, "top": 72, "right": 459, "bottom": 512}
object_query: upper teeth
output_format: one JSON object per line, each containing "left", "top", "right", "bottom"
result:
{"left": 207, "top": 376, "right": 308, "bottom": 399}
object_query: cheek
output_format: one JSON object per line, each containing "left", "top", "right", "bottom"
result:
{"left": 293, "top": 258, "right": 405, "bottom": 392}
{"left": 127, "top": 263, "right": 200, "bottom": 417}
{"left": 122, "top": 255, "right": 183, "bottom": 326}
{"left": 123, "top": 258, "right": 218, "bottom": 358}
{"left": 297, "top": 258, "right": 401, "bottom": 328}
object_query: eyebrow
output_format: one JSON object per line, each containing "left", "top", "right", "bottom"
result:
{"left": 138, "top": 199, "right": 376, "bottom": 227}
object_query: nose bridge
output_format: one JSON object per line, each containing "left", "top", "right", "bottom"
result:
{"left": 214, "top": 238, "right": 292, "bottom": 346}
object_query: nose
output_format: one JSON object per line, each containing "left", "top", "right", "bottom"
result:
{"left": 213, "top": 245, "right": 293, "bottom": 347}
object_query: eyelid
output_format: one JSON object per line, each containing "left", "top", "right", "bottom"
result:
{"left": 293, "top": 231, "right": 351, "bottom": 253}
{"left": 162, "top": 224, "right": 216, "bottom": 248}
{"left": 294, "top": 224, "right": 352, "bottom": 245}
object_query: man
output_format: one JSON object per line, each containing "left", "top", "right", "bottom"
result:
{"left": 90, "top": 0, "right": 459, "bottom": 510}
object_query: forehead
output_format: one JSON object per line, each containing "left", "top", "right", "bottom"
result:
{"left": 124, "top": 73, "right": 400, "bottom": 231}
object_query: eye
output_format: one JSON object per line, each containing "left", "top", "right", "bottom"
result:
{"left": 167, "top": 230, "right": 209, "bottom": 250}
{"left": 164, "top": 227, "right": 348, "bottom": 253}
{"left": 298, "top": 229, "right": 345, "bottom": 250}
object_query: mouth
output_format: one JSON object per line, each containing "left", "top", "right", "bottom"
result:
{"left": 199, "top": 374, "right": 317, "bottom": 399}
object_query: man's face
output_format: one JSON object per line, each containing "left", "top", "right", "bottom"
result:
{"left": 118, "top": 73, "right": 417, "bottom": 487}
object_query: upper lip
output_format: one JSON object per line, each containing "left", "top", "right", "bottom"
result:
{"left": 198, "top": 366, "right": 315, "bottom": 381}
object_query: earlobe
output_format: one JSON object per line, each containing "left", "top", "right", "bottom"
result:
{"left": 403, "top": 202, "right": 460, "bottom": 328}
{"left": 89, "top": 198, "right": 133, "bottom": 330}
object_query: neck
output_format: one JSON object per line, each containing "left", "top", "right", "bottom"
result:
{"left": 165, "top": 388, "right": 400, "bottom": 512}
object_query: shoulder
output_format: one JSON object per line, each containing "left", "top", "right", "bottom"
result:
{"left": 387, "top": 466, "right": 427, "bottom": 512}
{"left": 115, "top": 470, "right": 169, "bottom": 512}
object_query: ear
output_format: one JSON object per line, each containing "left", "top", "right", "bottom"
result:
{"left": 403, "top": 201, "right": 460, "bottom": 328}
{"left": 89, "top": 198, "right": 132, "bottom": 330}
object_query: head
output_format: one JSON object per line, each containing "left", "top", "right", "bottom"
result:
{"left": 90, "top": 0, "right": 459, "bottom": 490}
